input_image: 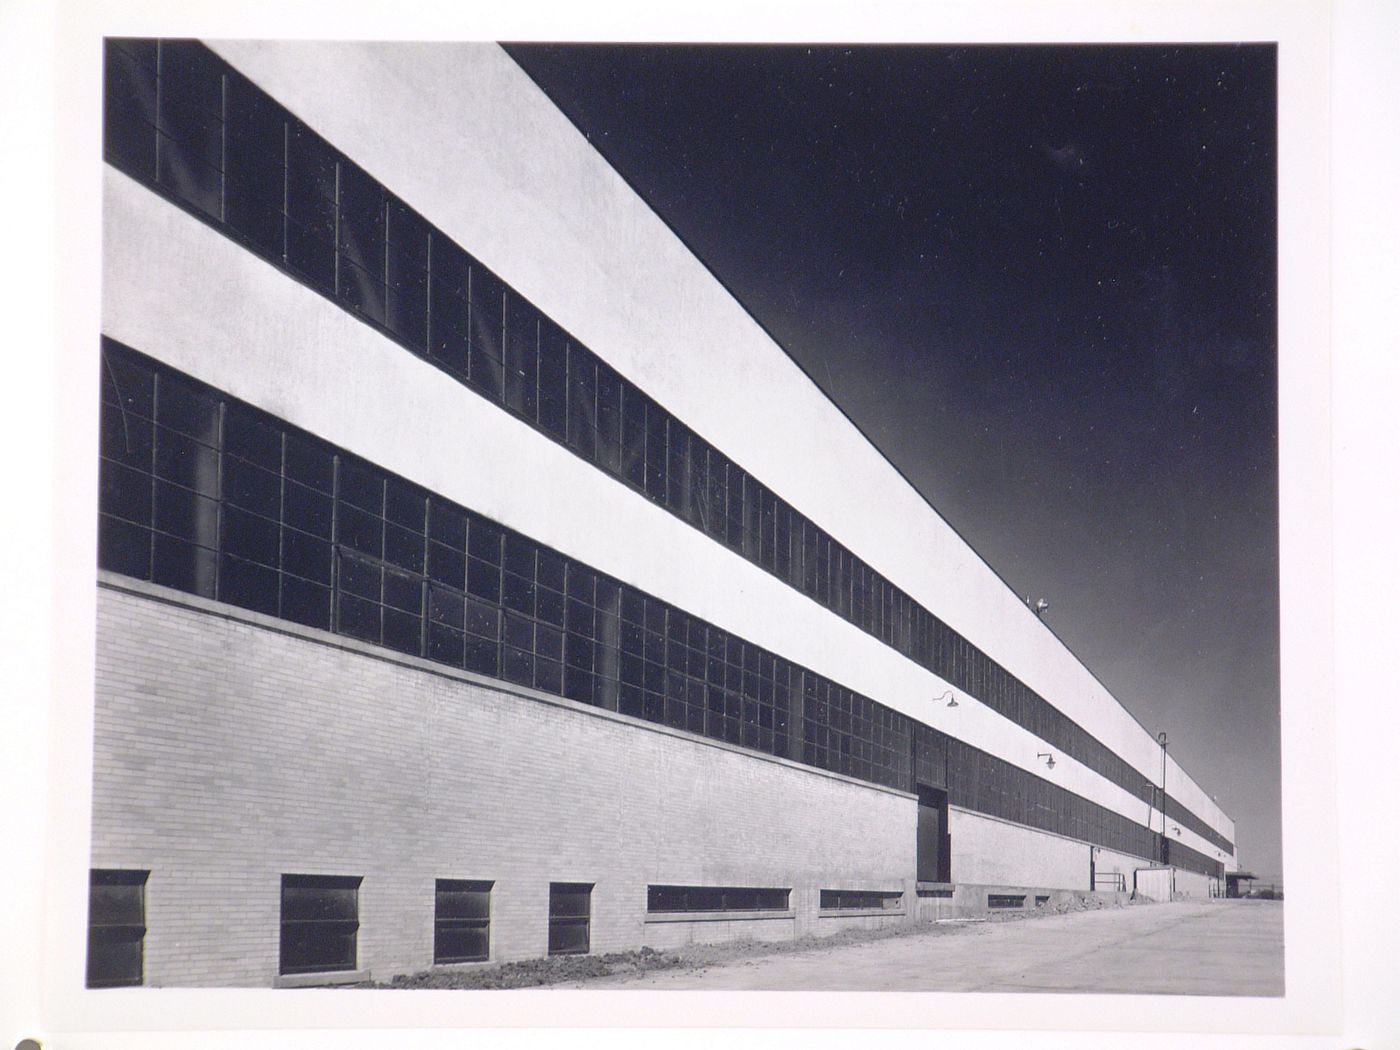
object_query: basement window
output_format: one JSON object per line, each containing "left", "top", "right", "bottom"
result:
{"left": 87, "top": 869, "right": 148, "bottom": 988}
{"left": 280, "top": 874, "right": 361, "bottom": 975}
{"left": 819, "top": 889, "right": 903, "bottom": 911}
{"left": 647, "top": 885, "right": 790, "bottom": 912}
{"left": 987, "top": 894, "right": 1026, "bottom": 910}
{"left": 434, "top": 879, "right": 492, "bottom": 964}
{"left": 548, "top": 883, "right": 592, "bottom": 955}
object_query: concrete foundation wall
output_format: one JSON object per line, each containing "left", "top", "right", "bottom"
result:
{"left": 1090, "top": 846, "right": 1145, "bottom": 892}
{"left": 92, "top": 581, "right": 915, "bottom": 986}
{"left": 914, "top": 891, "right": 956, "bottom": 922}
{"left": 642, "top": 914, "right": 798, "bottom": 950}
{"left": 1172, "top": 868, "right": 1215, "bottom": 899}
{"left": 1134, "top": 867, "right": 1174, "bottom": 902}
{"left": 950, "top": 885, "right": 1126, "bottom": 914}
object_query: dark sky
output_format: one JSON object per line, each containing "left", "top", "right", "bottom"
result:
{"left": 505, "top": 43, "right": 1280, "bottom": 881}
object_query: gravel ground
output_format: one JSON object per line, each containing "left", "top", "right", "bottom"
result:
{"left": 558, "top": 899, "right": 1284, "bottom": 995}
{"left": 366, "top": 892, "right": 1137, "bottom": 990}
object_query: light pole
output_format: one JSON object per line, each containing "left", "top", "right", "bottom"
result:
{"left": 1157, "top": 731, "right": 1169, "bottom": 864}
{"left": 1142, "top": 780, "right": 1155, "bottom": 856}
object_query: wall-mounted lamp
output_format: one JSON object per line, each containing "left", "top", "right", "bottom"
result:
{"left": 1171, "top": 825, "right": 1181, "bottom": 837}
{"left": 938, "top": 689, "right": 958, "bottom": 708}
{"left": 1037, "top": 752, "right": 1056, "bottom": 770}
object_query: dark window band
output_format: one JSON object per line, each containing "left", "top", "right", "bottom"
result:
{"left": 1165, "top": 837, "right": 1227, "bottom": 878}
{"left": 100, "top": 37, "right": 1230, "bottom": 857}
{"left": 647, "top": 886, "right": 790, "bottom": 913}
{"left": 819, "top": 889, "right": 901, "bottom": 911}
{"left": 97, "top": 337, "right": 1227, "bottom": 879}
{"left": 1166, "top": 794, "right": 1234, "bottom": 856}
{"left": 988, "top": 894, "right": 1026, "bottom": 910}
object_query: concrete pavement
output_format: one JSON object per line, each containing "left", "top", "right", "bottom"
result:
{"left": 563, "top": 899, "right": 1284, "bottom": 995}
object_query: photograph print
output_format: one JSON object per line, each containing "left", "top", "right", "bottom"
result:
{"left": 90, "top": 36, "right": 1280, "bottom": 997}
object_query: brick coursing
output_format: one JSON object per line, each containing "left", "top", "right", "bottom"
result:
{"left": 91, "top": 583, "right": 916, "bottom": 986}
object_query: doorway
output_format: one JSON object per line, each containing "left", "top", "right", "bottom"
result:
{"left": 916, "top": 784, "right": 951, "bottom": 883}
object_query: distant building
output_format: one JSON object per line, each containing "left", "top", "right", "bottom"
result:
{"left": 89, "top": 38, "right": 1237, "bottom": 988}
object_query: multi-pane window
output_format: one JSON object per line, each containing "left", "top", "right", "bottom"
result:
{"left": 279, "top": 874, "right": 361, "bottom": 975}
{"left": 1165, "top": 795, "right": 1235, "bottom": 855}
{"left": 467, "top": 267, "right": 506, "bottom": 401}
{"left": 1164, "top": 839, "right": 1226, "bottom": 879}
{"left": 333, "top": 458, "right": 429, "bottom": 657}
{"left": 647, "top": 886, "right": 790, "bottom": 913}
{"left": 819, "top": 889, "right": 903, "bottom": 911}
{"left": 434, "top": 879, "right": 492, "bottom": 964}
{"left": 987, "top": 894, "right": 1026, "bottom": 910}
{"left": 87, "top": 869, "right": 148, "bottom": 988}
{"left": 286, "top": 121, "right": 337, "bottom": 290}
{"left": 156, "top": 42, "right": 225, "bottom": 221}
{"left": 547, "top": 883, "right": 591, "bottom": 956}
{"left": 101, "top": 39, "right": 1238, "bottom": 851}
{"left": 927, "top": 730, "right": 1161, "bottom": 861}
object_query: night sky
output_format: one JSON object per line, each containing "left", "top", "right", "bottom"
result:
{"left": 505, "top": 43, "right": 1280, "bottom": 881}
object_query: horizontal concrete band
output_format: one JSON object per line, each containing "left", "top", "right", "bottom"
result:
{"left": 273, "top": 970, "right": 367, "bottom": 988}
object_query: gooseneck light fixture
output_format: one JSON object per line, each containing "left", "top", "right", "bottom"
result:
{"left": 1037, "top": 752, "right": 1056, "bottom": 770}
{"left": 938, "top": 689, "right": 958, "bottom": 708}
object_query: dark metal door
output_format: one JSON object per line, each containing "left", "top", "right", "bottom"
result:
{"left": 917, "top": 785, "right": 950, "bottom": 883}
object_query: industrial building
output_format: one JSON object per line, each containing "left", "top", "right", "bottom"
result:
{"left": 89, "top": 37, "right": 1237, "bottom": 988}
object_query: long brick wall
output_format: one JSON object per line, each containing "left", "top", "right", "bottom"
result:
{"left": 91, "top": 577, "right": 917, "bottom": 986}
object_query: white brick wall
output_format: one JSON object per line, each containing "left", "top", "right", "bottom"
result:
{"left": 949, "top": 808, "right": 1095, "bottom": 890}
{"left": 91, "top": 581, "right": 916, "bottom": 986}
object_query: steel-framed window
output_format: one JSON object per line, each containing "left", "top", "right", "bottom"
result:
{"left": 819, "top": 889, "right": 902, "bottom": 911}
{"left": 647, "top": 885, "right": 790, "bottom": 913}
{"left": 434, "top": 880, "right": 492, "bottom": 964}
{"left": 547, "top": 883, "right": 591, "bottom": 956}
{"left": 87, "top": 869, "right": 148, "bottom": 988}
{"left": 279, "top": 873, "right": 361, "bottom": 975}
{"left": 987, "top": 894, "right": 1026, "bottom": 910}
